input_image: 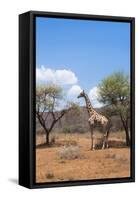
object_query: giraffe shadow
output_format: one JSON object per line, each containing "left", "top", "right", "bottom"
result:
{"left": 108, "top": 140, "right": 127, "bottom": 148}
{"left": 94, "top": 140, "right": 127, "bottom": 149}
{"left": 36, "top": 139, "right": 78, "bottom": 149}
{"left": 36, "top": 143, "right": 61, "bottom": 149}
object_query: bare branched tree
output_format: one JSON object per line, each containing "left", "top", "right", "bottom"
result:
{"left": 36, "top": 84, "right": 79, "bottom": 145}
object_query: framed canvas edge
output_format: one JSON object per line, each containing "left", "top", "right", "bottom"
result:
{"left": 19, "top": 12, "right": 32, "bottom": 188}
{"left": 19, "top": 10, "right": 135, "bottom": 189}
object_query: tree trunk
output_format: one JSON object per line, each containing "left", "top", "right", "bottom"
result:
{"left": 124, "top": 125, "right": 130, "bottom": 146}
{"left": 120, "top": 115, "right": 130, "bottom": 146}
{"left": 46, "top": 132, "right": 50, "bottom": 145}
{"left": 36, "top": 110, "right": 67, "bottom": 145}
{"left": 43, "top": 126, "right": 50, "bottom": 145}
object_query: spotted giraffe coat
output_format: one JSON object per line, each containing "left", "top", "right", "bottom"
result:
{"left": 88, "top": 110, "right": 108, "bottom": 125}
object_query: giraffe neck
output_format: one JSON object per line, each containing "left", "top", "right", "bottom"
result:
{"left": 84, "top": 94, "right": 94, "bottom": 116}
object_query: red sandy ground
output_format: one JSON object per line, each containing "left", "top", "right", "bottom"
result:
{"left": 36, "top": 133, "right": 130, "bottom": 183}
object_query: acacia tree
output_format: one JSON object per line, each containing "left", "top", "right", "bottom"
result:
{"left": 36, "top": 84, "right": 79, "bottom": 145}
{"left": 98, "top": 72, "right": 130, "bottom": 146}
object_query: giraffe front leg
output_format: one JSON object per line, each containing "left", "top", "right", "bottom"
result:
{"left": 102, "top": 141, "right": 106, "bottom": 149}
{"left": 102, "top": 134, "right": 109, "bottom": 149}
{"left": 90, "top": 124, "right": 95, "bottom": 150}
{"left": 102, "top": 134, "right": 106, "bottom": 149}
{"left": 106, "top": 142, "right": 109, "bottom": 148}
{"left": 91, "top": 135, "right": 95, "bottom": 150}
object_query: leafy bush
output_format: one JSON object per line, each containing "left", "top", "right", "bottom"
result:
{"left": 62, "top": 125, "right": 87, "bottom": 134}
{"left": 62, "top": 126, "right": 71, "bottom": 133}
{"left": 71, "top": 125, "right": 86, "bottom": 133}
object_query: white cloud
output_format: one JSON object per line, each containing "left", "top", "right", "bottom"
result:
{"left": 68, "top": 85, "right": 82, "bottom": 97}
{"left": 36, "top": 66, "right": 78, "bottom": 85}
{"left": 89, "top": 86, "right": 100, "bottom": 101}
{"left": 89, "top": 86, "right": 103, "bottom": 108}
{"left": 92, "top": 101, "right": 104, "bottom": 108}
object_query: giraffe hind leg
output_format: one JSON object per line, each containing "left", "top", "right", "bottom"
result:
{"left": 105, "top": 127, "right": 110, "bottom": 148}
{"left": 102, "top": 135, "right": 108, "bottom": 149}
{"left": 102, "top": 125, "right": 107, "bottom": 149}
{"left": 102, "top": 128, "right": 110, "bottom": 149}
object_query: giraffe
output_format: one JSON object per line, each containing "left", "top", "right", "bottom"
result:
{"left": 77, "top": 90, "right": 110, "bottom": 150}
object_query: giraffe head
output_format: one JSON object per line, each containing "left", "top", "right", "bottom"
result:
{"left": 77, "top": 90, "right": 85, "bottom": 98}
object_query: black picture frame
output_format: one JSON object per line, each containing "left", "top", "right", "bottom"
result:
{"left": 19, "top": 10, "right": 135, "bottom": 189}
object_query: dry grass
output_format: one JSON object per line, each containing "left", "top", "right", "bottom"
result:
{"left": 36, "top": 132, "right": 130, "bottom": 183}
{"left": 46, "top": 171, "right": 54, "bottom": 179}
{"left": 58, "top": 145, "right": 80, "bottom": 160}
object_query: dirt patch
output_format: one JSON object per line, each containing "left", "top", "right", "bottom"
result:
{"left": 36, "top": 133, "right": 130, "bottom": 183}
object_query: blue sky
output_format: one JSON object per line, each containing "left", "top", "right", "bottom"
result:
{"left": 36, "top": 17, "right": 130, "bottom": 107}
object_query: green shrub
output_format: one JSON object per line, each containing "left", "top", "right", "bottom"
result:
{"left": 62, "top": 126, "right": 71, "bottom": 133}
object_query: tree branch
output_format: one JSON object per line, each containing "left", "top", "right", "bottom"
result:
{"left": 55, "top": 110, "right": 66, "bottom": 122}
{"left": 44, "top": 111, "right": 50, "bottom": 121}
{"left": 48, "top": 109, "right": 68, "bottom": 133}
{"left": 36, "top": 112, "right": 48, "bottom": 133}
